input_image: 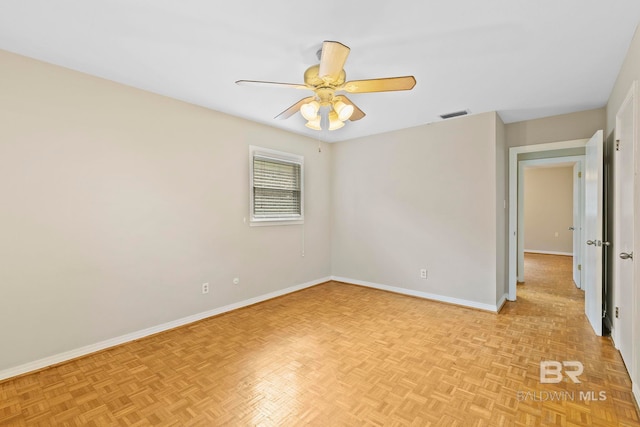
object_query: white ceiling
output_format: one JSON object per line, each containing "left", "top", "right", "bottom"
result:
{"left": 1, "top": 1, "right": 639, "bottom": 142}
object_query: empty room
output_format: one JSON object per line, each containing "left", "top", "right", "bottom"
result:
{"left": 1, "top": 1, "right": 640, "bottom": 426}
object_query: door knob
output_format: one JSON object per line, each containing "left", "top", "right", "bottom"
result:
{"left": 602, "top": 241, "right": 611, "bottom": 246}
{"left": 568, "top": 226, "right": 575, "bottom": 231}
{"left": 586, "top": 240, "right": 595, "bottom": 246}
{"left": 619, "top": 252, "right": 633, "bottom": 260}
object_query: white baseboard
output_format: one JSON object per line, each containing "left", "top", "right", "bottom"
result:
{"left": 524, "top": 249, "right": 573, "bottom": 256}
{"left": 331, "top": 276, "right": 501, "bottom": 312}
{"left": 497, "top": 293, "right": 509, "bottom": 312}
{"left": 0, "top": 276, "right": 330, "bottom": 382}
{"left": 633, "top": 382, "right": 640, "bottom": 411}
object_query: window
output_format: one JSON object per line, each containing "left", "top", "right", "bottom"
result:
{"left": 250, "top": 146, "right": 304, "bottom": 225}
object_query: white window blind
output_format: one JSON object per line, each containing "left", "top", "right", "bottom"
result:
{"left": 250, "top": 147, "right": 304, "bottom": 224}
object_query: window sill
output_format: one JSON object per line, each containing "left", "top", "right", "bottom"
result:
{"left": 250, "top": 218, "right": 304, "bottom": 227}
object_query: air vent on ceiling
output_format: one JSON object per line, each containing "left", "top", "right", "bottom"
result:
{"left": 440, "top": 110, "right": 469, "bottom": 120}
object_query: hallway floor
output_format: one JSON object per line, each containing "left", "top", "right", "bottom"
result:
{"left": 508, "top": 253, "right": 638, "bottom": 426}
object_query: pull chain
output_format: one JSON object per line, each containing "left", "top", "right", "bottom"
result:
{"left": 317, "top": 106, "right": 329, "bottom": 153}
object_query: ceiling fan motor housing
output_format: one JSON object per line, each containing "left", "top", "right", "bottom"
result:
{"left": 304, "top": 65, "right": 346, "bottom": 89}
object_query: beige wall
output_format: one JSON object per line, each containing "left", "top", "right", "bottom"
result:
{"left": 0, "top": 50, "right": 332, "bottom": 372}
{"left": 605, "top": 24, "right": 640, "bottom": 403}
{"left": 505, "top": 108, "right": 606, "bottom": 148}
{"left": 331, "top": 112, "right": 504, "bottom": 307}
{"left": 523, "top": 167, "right": 574, "bottom": 254}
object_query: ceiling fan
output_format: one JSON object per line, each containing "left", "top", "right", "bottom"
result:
{"left": 236, "top": 41, "right": 416, "bottom": 131}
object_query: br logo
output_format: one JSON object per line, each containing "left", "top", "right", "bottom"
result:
{"left": 540, "top": 361, "right": 584, "bottom": 384}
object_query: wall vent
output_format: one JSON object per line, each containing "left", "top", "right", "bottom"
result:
{"left": 439, "top": 110, "right": 469, "bottom": 119}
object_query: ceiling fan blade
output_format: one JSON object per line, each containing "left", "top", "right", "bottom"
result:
{"left": 318, "top": 41, "right": 350, "bottom": 81}
{"left": 274, "top": 96, "right": 316, "bottom": 120}
{"left": 338, "top": 96, "right": 366, "bottom": 121}
{"left": 341, "top": 76, "right": 416, "bottom": 93}
{"left": 236, "top": 80, "right": 308, "bottom": 90}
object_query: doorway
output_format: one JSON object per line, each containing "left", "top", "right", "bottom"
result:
{"left": 508, "top": 139, "right": 589, "bottom": 301}
{"left": 517, "top": 157, "right": 584, "bottom": 287}
{"left": 510, "top": 132, "right": 606, "bottom": 336}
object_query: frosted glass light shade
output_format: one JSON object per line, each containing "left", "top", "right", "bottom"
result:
{"left": 305, "top": 115, "right": 322, "bottom": 130}
{"left": 333, "top": 101, "right": 354, "bottom": 121}
{"left": 328, "top": 111, "right": 345, "bottom": 130}
{"left": 300, "top": 101, "right": 320, "bottom": 121}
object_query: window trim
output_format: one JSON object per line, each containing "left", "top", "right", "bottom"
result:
{"left": 249, "top": 146, "right": 304, "bottom": 226}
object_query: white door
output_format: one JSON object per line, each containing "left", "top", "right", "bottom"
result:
{"left": 614, "top": 87, "right": 635, "bottom": 374}
{"left": 584, "top": 130, "right": 604, "bottom": 336}
{"left": 572, "top": 162, "right": 582, "bottom": 288}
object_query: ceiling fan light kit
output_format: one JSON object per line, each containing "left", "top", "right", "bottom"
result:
{"left": 300, "top": 100, "right": 320, "bottom": 121}
{"left": 236, "top": 41, "right": 416, "bottom": 132}
{"left": 304, "top": 115, "right": 322, "bottom": 130}
{"left": 328, "top": 110, "right": 345, "bottom": 130}
{"left": 333, "top": 100, "right": 354, "bottom": 121}
{"left": 299, "top": 98, "right": 354, "bottom": 130}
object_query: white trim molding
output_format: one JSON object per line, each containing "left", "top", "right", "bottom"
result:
{"left": 0, "top": 276, "right": 330, "bottom": 382}
{"left": 497, "top": 293, "right": 509, "bottom": 312}
{"left": 633, "top": 382, "right": 640, "bottom": 411}
{"left": 332, "top": 276, "right": 503, "bottom": 313}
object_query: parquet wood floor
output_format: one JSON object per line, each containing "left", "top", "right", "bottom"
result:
{"left": 1, "top": 254, "right": 638, "bottom": 426}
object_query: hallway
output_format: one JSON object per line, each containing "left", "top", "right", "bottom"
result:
{"left": 516, "top": 253, "right": 585, "bottom": 315}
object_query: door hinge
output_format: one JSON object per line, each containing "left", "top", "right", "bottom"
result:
{"left": 578, "top": 264, "right": 582, "bottom": 271}
{"left": 616, "top": 139, "right": 621, "bottom": 151}
{"left": 615, "top": 307, "right": 619, "bottom": 318}
{"left": 578, "top": 171, "right": 582, "bottom": 178}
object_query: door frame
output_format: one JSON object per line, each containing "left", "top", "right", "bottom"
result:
{"left": 573, "top": 161, "right": 585, "bottom": 289}
{"left": 508, "top": 139, "right": 588, "bottom": 300}
{"left": 613, "top": 80, "right": 638, "bottom": 386}
{"left": 517, "top": 156, "right": 585, "bottom": 285}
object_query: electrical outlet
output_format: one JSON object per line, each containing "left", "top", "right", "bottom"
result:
{"left": 202, "top": 283, "right": 209, "bottom": 294}
{"left": 554, "top": 231, "right": 559, "bottom": 237}
{"left": 420, "top": 269, "right": 427, "bottom": 279}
